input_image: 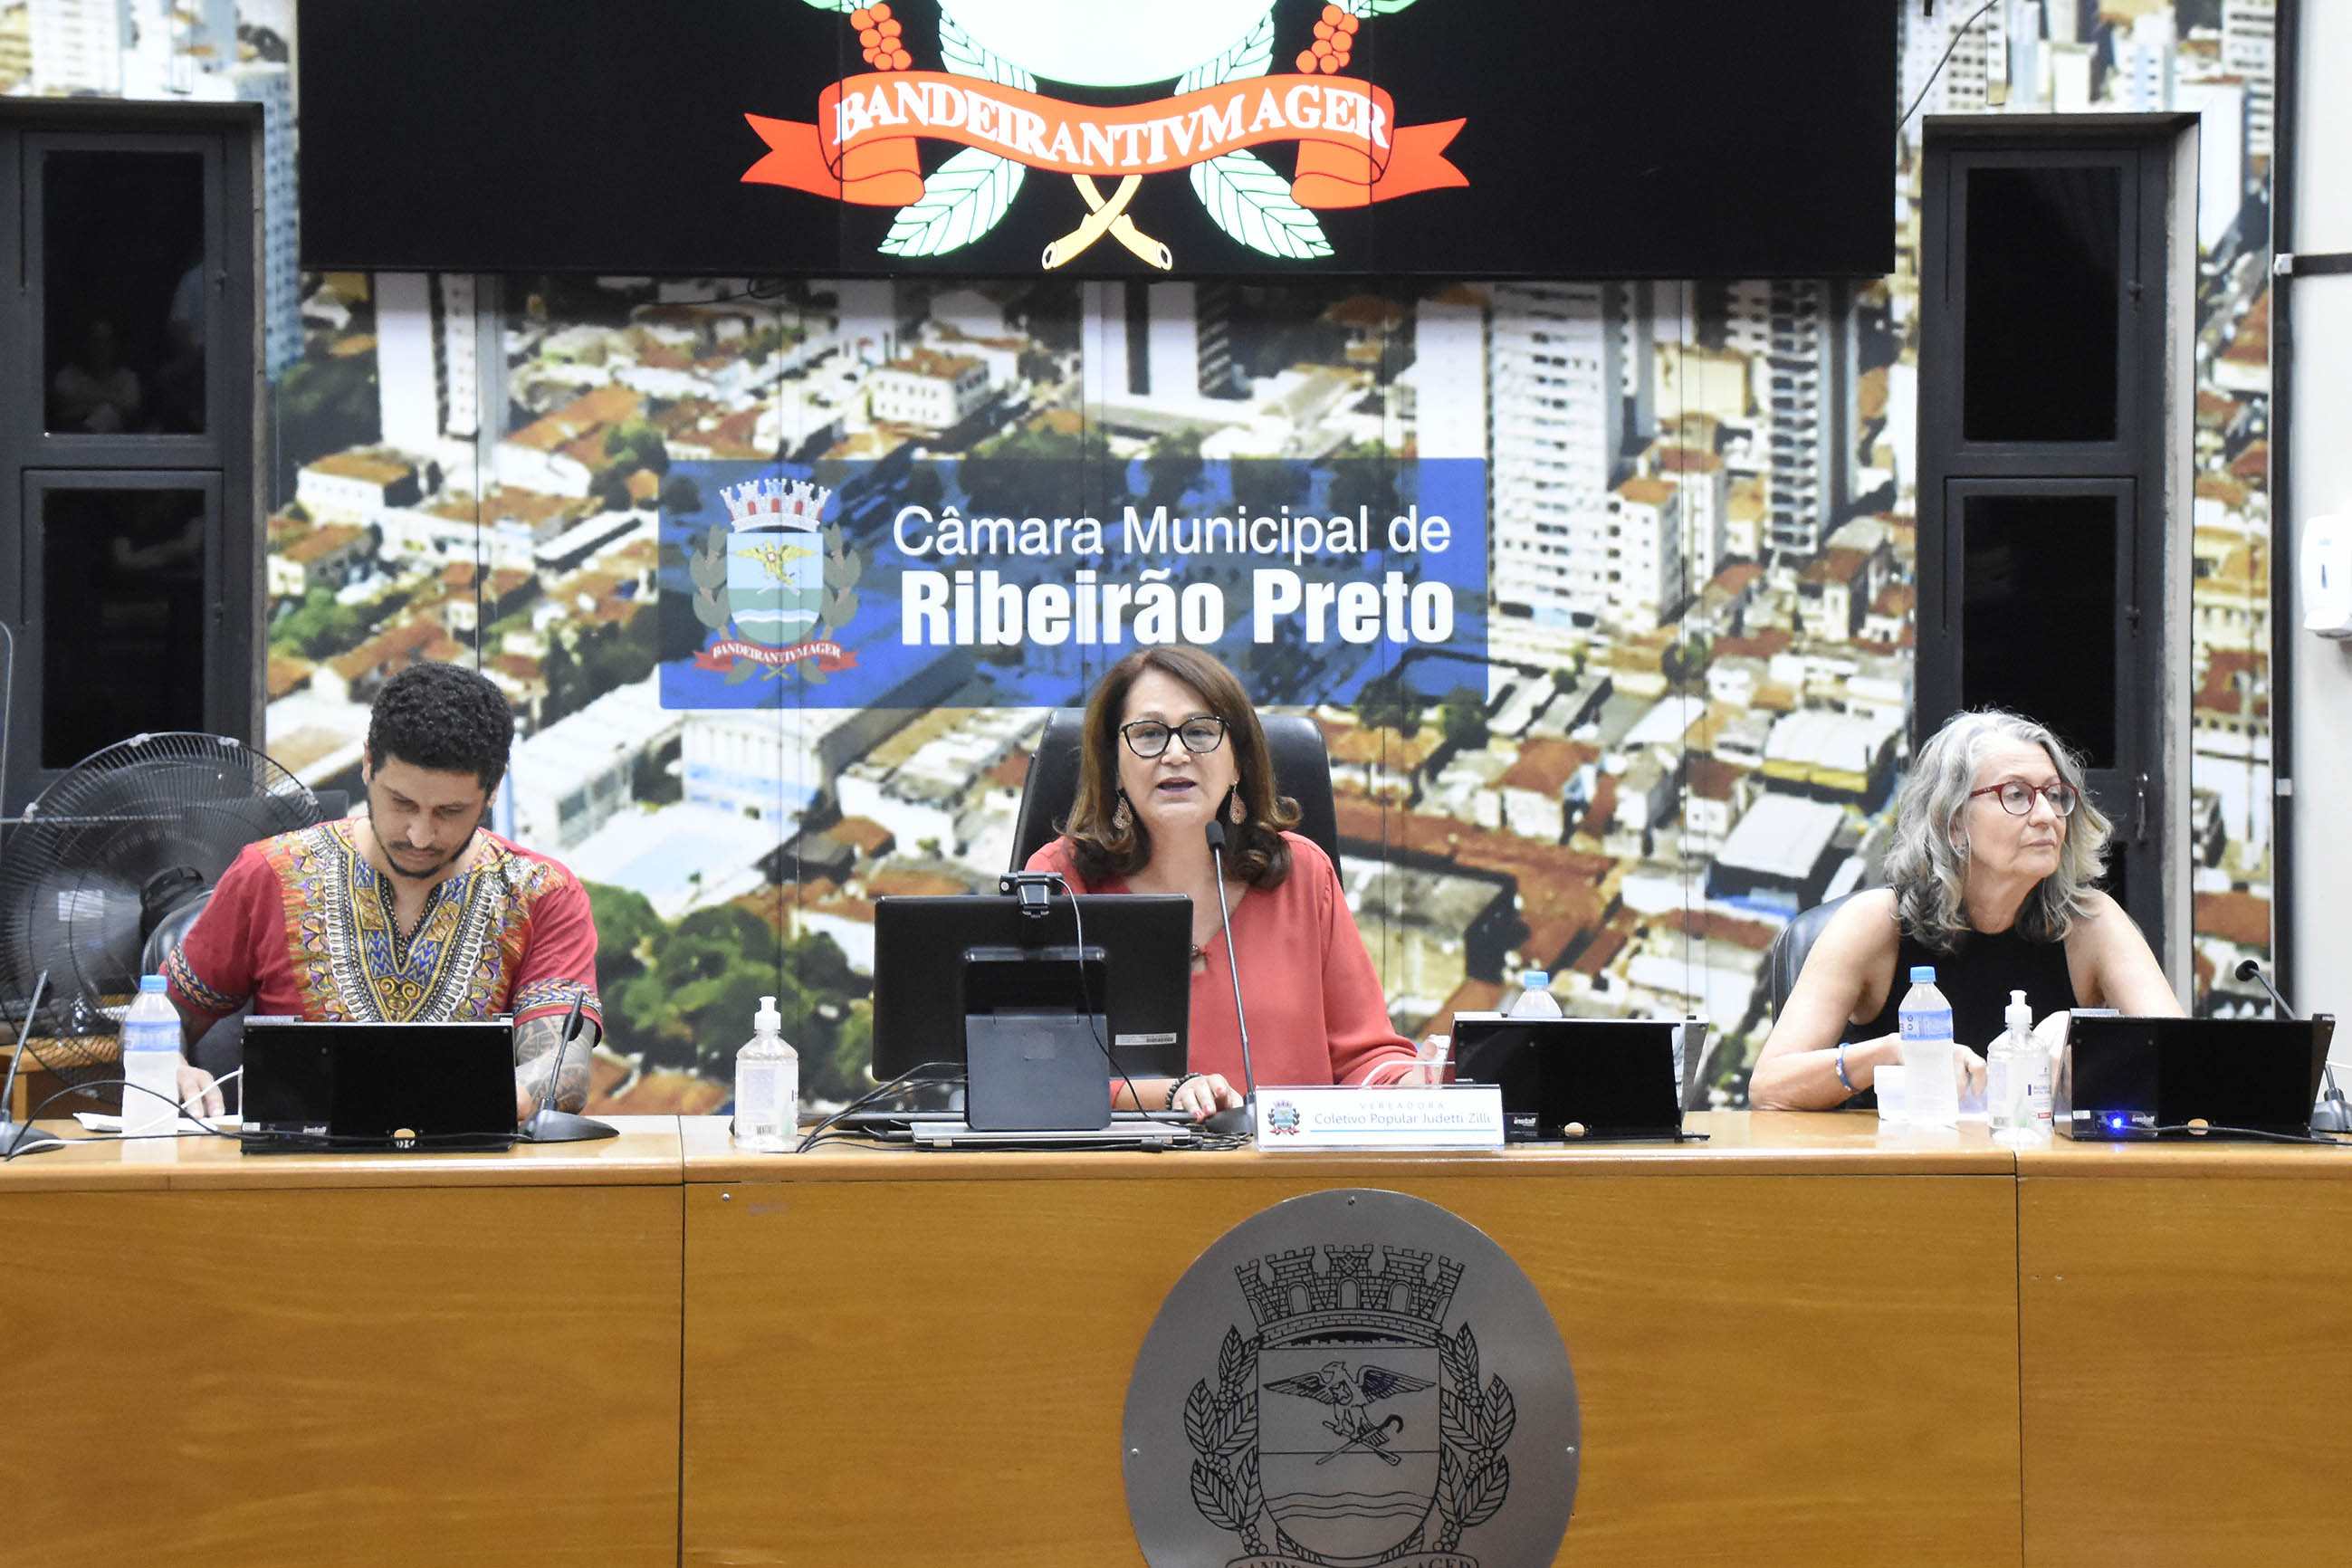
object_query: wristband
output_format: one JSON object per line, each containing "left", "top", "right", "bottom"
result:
{"left": 1834, "top": 1042, "right": 1855, "bottom": 1095}
{"left": 1164, "top": 1072, "right": 1203, "bottom": 1110}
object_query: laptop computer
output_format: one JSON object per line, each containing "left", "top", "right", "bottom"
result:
{"left": 239, "top": 1017, "right": 518, "bottom": 1153}
{"left": 1452, "top": 1016, "right": 1695, "bottom": 1141}
{"left": 2057, "top": 1013, "right": 2338, "bottom": 1138}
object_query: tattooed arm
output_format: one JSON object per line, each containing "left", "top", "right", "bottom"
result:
{"left": 513, "top": 1012, "right": 595, "bottom": 1120}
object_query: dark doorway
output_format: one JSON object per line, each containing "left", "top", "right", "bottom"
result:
{"left": 1, "top": 103, "right": 263, "bottom": 811}
{"left": 1917, "top": 117, "right": 2190, "bottom": 968}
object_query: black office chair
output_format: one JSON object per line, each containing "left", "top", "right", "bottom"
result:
{"left": 1008, "top": 708, "right": 1342, "bottom": 873}
{"left": 1761, "top": 889, "right": 1876, "bottom": 1107}
{"left": 1764, "top": 890, "right": 1859, "bottom": 1023}
{"left": 139, "top": 888, "right": 249, "bottom": 1107}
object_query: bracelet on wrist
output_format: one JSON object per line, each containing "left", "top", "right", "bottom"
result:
{"left": 1834, "top": 1042, "right": 1856, "bottom": 1095}
{"left": 1164, "top": 1072, "right": 1202, "bottom": 1111}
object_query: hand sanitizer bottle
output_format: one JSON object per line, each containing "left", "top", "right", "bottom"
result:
{"left": 1987, "top": 989, "right": 2034, "bottom": 1140}
{"left": 732, "top": 995, "right": 798, "bottom": 1152}
{"left": 2022, "top": 1001, "right": 2053, "bottom": 1133}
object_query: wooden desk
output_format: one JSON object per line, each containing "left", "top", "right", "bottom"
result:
{"left": 0, "top": 1116, "right": 686, "bottom": 1568}
{"left": 14, "top": 1110, "right": 2344, "bottom": 1566}
{"left": 2018, "top": 1135, "right": 2352, "bottom": 1567}
{"left": 678, "top": 1113, "right": 2023, "bottom": 1568}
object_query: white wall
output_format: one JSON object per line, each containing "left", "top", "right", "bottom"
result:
{"left": 2287, "top": 0, "right": 2352, "bottom": 1067}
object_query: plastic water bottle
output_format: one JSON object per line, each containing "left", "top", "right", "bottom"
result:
{"left": 120, "top": 974, "right": 185, "bottom": 1139}
{"left": 1897, "top": 965, "right": 1958, "bottom": 1127}
{"left": 1987, "top": 989, "right": 2033, "bottom": 1139}
{"left": 1507, "top": 970, "right": 1563, "bottom": 1018}
{"left": 732, "top": 994, "right": 798, "bottom": 1152}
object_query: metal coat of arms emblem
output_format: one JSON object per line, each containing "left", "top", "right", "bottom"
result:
{"left": 1123, "top": 1189, "right": 1578, "bottom": 1568}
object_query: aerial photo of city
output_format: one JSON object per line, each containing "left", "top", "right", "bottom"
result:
{"left": 7, "top": 0, "right": 2282, "bottom": 1113}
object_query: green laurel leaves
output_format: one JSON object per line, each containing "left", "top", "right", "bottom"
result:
{"left": 689, "top": 524, "right": 730, "bottom": 632}
{"left": 937, "top": 10, "right": 1037, "bottom": 91}
{"left": 877, "top": 146, "right": 1028, "bottom": 258}
{"left": 1190, "top": 149, "right": 1335, "bottom": 260}
{"left": 1172, "top": 5, "right": 1329, "bottom": 262}
{"left": 876, "top": 11, "right": 1039, "bottom": 256}
{"left": 798, "top": 519, "right": 863, "bottom": 684}
{"left": 821, "top": 520, "right": 862, "bottom": 630}
{"left": 1176, "top": 10, "right": 1276, "bottom": 95}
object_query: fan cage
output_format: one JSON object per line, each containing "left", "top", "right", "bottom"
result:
{"left": 1, "top": 732, "right": 321, "bottom": 1088}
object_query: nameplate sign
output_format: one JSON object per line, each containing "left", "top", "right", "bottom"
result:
{"left": 1253, "top": 1085, "right": 1506, "bottom": 1150}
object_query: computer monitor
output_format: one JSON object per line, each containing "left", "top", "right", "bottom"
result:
{"left": 1451, "top": 1016, "right": 1691, "bottom": 1141}
{"left": 869, "top": 891, "right": 1192, "bottom": 1085}
{"left": 239, "top": 1018, "right": 516, "bottom": 1152}
{"left": 2058, "top": 1013, "right": 2337, "bottom": 1137}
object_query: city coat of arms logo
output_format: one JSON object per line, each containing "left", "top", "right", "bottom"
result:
{"left": 686, "top": 478, "right": 865, "bottom": 684}
{"left": 742, "top": 0, "right": 1465, "bottom": 269}
{"left": 1124, "top": 1190, "right": 1578, "bottom": 1568}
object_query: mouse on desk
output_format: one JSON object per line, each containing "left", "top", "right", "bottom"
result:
{"left": 1196, "top": 1105, "right": 1252, "bottom": 1139}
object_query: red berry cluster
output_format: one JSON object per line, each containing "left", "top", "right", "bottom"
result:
{"left": 1295, "top": 5, "right": 1360, "bottom": 74}
{"left": 852, "top": 5, "right": 911, "bottom": 71}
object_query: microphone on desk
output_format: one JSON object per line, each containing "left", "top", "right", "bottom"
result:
{"left": 1204, "top": 808, "right": 1258, "bottom": 1136}
{"left": 517, "top": 989, "right": 621, "bottom": 1143}
{"left": 2236, "top": 958, "right": 2350, "bottom": 1133}
{"left": 0, "top": 970, "right": 62, "bottom": 1159}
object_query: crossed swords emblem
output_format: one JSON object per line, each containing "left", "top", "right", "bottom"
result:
{"left": 1041, "top": 175, "right": 1173, "bottom": 270}
{"left": 1265, "top": 1359, "right": 1437, "bottom": 1466}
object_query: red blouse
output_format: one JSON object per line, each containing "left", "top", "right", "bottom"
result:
{"left": 1025, "top": 831, "right": 1417, "bottom": 1088}
{"left": 166, "top": 820, "right": 602, "bottom": 1035}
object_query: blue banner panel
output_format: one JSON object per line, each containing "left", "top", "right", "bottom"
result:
{"left": 659, "top": 456, "right": 1487, "bottom": 711}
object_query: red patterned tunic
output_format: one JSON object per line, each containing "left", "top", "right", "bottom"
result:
{"left": 165, "top": 820, "right": 602, "bottom": 1036}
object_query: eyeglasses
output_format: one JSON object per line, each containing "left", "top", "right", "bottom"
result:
{"left": 1969, "top": 779, "right": 2080, "bottom": 817}
{"left": 1120, "top": 717, "right": 1229, "bottom": 759}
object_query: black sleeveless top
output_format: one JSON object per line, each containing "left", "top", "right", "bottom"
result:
{"left": 1840, "top": 924, "right": 2078, "bottom": 1109}
{"left": 1859, "top": 924, "right": 2079, "bottom": 1047}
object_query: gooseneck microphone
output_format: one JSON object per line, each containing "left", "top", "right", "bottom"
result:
{"left": 2237, "top": 958, "right": 2350, "bottom": 1133}
{"left": 1203, "top": 812, "right": 1259, "bottom": 1122}
{"left": 0, "top": 970, "right": 62, "bottom": 1158}
{"left": 517, "top": 988, "right": 621, "bottom": 1143}
{"left": 2236, "top": 957, "right": 2294, "bottom": 1019}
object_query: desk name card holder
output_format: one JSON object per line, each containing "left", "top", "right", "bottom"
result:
{"left": 1250, "top": 1084, "right": 1506, "bottom": 1150}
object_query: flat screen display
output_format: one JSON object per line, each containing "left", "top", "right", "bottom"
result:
{"left": 297, "top": 0, "right": 1895, "bottom": 277}
{"left": 869, "top": 893, "right": 1192, "bottom": 1080}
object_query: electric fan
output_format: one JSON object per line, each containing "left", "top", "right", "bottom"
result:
{"left": 0, "top": 732, "right": 321, "bottom": 1152}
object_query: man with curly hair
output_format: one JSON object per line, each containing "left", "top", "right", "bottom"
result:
{"left": 166, "top": 661, "right": 604, "bottom": 1123}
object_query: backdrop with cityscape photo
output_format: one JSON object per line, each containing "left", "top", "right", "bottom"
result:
{"left": 6, "top": 0, "right": 2279, "bottom": 1113}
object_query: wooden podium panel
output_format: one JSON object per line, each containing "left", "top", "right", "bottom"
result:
{"left": 0, "top": 1121, "right": 685, "bottom": 1568}
{"left": 682, "top": 1116, "right": 2022, "bottom": 1568}
{"left": 2019, "top": 1143, "right": 2352, "bottom": 1567}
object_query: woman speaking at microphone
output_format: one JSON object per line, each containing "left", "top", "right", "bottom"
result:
{"left": 1025, "top": 647, "right": 1423, "bottom": 1121}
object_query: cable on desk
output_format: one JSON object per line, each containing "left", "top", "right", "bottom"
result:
{"left": 5, "top": 1077, "right": 244, "bottom": 1161}
{"left": 793, "top": 1061, "right": 962, "bottom": 1152}
{"left": 2149, "top": 1123, "right": 2352, "bottom": 1147}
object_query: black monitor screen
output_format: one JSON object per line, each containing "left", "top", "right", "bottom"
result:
{"left": 870, "top": 893, "right": 1191, "bottom": 1081}
{"left": 296, "top": 0, "right": 1895, "bottom": 277}
{"left": 2065, "top": 1014, "right": 2337, "bottom": 1135}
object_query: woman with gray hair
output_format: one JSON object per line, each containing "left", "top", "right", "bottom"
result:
{"left": 1749, "top": 708, "right": 2178, "bottom": 1111}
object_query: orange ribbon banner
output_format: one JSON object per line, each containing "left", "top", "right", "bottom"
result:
{"left": 743, "top": 72, "right": 1466, "bottom": 210}
{"left": 693, "top": 638, "right": 858, "bottom": 674}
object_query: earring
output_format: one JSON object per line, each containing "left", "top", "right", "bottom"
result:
{"left": 1228, "top": 788, "right": 1247, "bottom": 827}
{"left": 1112, "top": 790, "right": 1132, "bottom": 834}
